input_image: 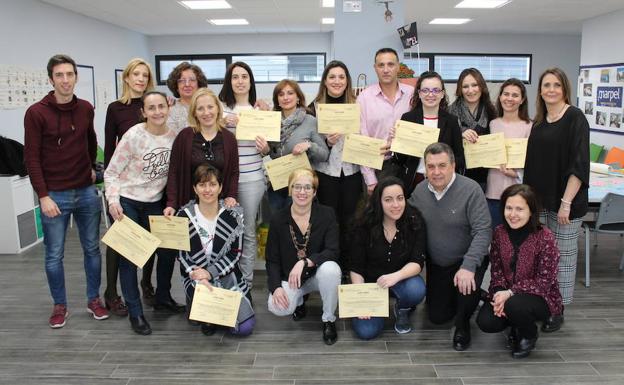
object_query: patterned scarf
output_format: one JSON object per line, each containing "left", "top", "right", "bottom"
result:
{"left": 279, "top": 107, "right": 307, "bottom": 150}
{"left": 449, "top": 97, "right": 490, "bottom": 133}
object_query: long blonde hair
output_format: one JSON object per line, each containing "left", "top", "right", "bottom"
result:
{"left": 188, "top": 88, "right": 225, "bottom": 133}
{"left": 534, "top": 67, "right": 571, "bottom": 125}
{"left": 119, "top": 58, "right": 155, "bottom": 105}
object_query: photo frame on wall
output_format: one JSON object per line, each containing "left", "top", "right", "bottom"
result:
{"left": 115, "top": 69, "right": 123, "bottom": 99}
{"left": 75, "top": 64, "right": 96, "bottom": 108}
{"left": 578, "top": 62, "right": 624, "bottom": 136}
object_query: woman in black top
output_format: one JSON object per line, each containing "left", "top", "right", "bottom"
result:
{"left": 394, "top": 71, "right": 465, "bottom": 195}
{"left": 524, "top": 67, "right": 589, "bottom": 331}
{"left": 265, "top": 168, "right": 341, "bottom": 345}
{"left": 307, "top": 60, "right": 362, "bottom": 272}
{"left": 349, "top": 177, "right": 427, "bottom": 339}
{"left": 448, "top": 68, "right": 496, "bottom": 190}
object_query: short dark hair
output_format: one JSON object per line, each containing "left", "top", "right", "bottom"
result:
{"left": 374, "top": 47, "right": 399, "bottom": 62}
{"left": 219, "top": 62, "right": 257, "bottom": 109}
{"left": 499, "top": 184, "right": 541, "bottom": 233}
{"left": 166, "top": 62, "right": 209, "bottom": 98}
{"left": 423, "top": 142, "right": 455, "bottom": 164}
{"left": 47, "top": 54, "right": 77, "bottom": 79}
{"left": 193, "top": 163, "right": 223, "bottom": 186}
{"left": 410, "top": 70, "right": 448, "bottom": 110}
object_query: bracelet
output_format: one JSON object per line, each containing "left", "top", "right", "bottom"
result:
{"left": 561, "top": 198, "right": 572, "bottom": 205}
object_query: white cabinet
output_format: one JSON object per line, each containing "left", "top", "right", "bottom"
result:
{"left": 0, "top": 176, "right": 43, "bottom": 254}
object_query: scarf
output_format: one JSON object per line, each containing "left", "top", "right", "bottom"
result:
{"left": 449, "top": 97, "right": 489, "bottom": 134}
{"left": 279, "top": 107, "right": 307, "bottom": 152}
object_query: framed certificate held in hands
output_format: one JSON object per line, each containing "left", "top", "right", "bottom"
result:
{"left": 341, "top": 134, "right": 385, "bottom": 170}
{"left": 391, "top": 120, "right": 440, "bottom": 158}
{"left": 148, "top": 216, "right": 190, "bottom": 251}
{"left": 316, "top": 104, "right": 360, "bottom": 134}
{"left": 101, "top": 216, "right": 161, "bottom": 268}
{"left": 235, "top": 110, "right": 281, "bottom": 142}
{"left": 338, "top": 283, "right": 389, "bottom": 318}
{"left": 264, "top": 153, "right": 312, "bottom": 190}
{"left": 463, "top": 132, "right": 507, "bottom": 169}
{"left": 189, "top": 284, "right": 242, "bottom": 327}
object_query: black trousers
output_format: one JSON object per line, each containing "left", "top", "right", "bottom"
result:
{"left": 426, "top": 256, "right": 489, "bottom": 330}
{"left": 316, "top": 171, "right": 363, "bottom": 268}
{"left": 476, "top": 293, "right": 550, "bottom": 339}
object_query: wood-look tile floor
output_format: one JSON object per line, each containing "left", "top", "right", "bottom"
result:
{"left": 1, "top": 227, "right": 623, "bottom": 384}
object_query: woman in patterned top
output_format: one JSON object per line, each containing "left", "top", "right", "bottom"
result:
{"left": 166, "top": 62, "right": 209, "bottom": 133}
{"left": 104, "top": 91, "right": 183, "bottom": 336}
{"left": 476, "top": 184, "right": 562, "bottom": 359}
{"left": 178, "top": 164, "right": 255, "bottom": 336}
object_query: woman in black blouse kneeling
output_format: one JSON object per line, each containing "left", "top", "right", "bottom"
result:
{"left": 266, "top": 168, "right": 341, "bottom": 345}
{"left": 349, "top": 177, "right": 427, "bottom": 339}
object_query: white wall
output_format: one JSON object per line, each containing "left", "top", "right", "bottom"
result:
{"left": 147, "top": 33, "right": 332, "bottom": 103}
{"left": 415, "top": 33, "right": 582, "bottom": 116}
{"left": 580, "top": 8, "right": 624, "bottom": 148}
{"left": 0, "top": 0, "right": 149, "bottom": 143}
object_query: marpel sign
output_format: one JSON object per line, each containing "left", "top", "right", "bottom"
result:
{"left": 596, "top": 87, "right": 622, "bottom": 108}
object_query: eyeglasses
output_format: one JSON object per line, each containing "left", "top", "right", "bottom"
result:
{"left": 292, "top": 184, "right": 313, "bottom": 192}
{"left": 177, "top": 77, "right": 198, "bottom": 85}
{"left": 202, "top": 141, "right": 214, "bottom": 161}
{"left": 419, "top": 88, "right": 443, "bottom": 95}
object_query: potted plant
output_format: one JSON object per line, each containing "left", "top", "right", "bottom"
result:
{"left": 398, "top": 62, "right": 417, "bottom": 87}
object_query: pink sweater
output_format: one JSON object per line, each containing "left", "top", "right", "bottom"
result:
{"left": 104, "top": 122, "right": 177, "bottom": 205}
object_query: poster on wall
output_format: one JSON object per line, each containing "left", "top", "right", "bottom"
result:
{"left": 578, "top": 63, "right": 624, "bottom": 135}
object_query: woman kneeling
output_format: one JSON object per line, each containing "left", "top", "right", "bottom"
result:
{"left": 266, "top": 168, "right": 341, "bottom": 345}
{"left": 178, "top": 164, "right": 255, "bottom": 336}
{"left": 349, "top": 177, "right": 426, "bottom": 339}
{"left": 476, "top": 184, "right": 562, "bottom": 358}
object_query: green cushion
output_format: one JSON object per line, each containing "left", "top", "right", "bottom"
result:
{"left": 590, "top": 143, "right": 604, "bottom": 163}
{"left": 96, "top": 146, "right": 105, "bottom": 163}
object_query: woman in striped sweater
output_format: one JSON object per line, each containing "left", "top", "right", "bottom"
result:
{"left": 178, "top": 164, "right": 255, "bottom": 336}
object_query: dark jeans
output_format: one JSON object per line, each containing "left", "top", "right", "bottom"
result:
{"left": 476, "top": 293, "right": 550, "bottom": 340}
{"left": 267, "top": 186, "right": 291, "bottom": 214}
{"left": 487, "top": 199, "right": 503, "bottom": 230}
{"left": 118, "top": 196, "right": 177, "bottom": 317}
{"left": 351, "top": 275, "right": 426, "bottom": 340}
{"left": 426, "top": 256, "right": 489, "bottom": 330}
{"left": 316, "top": 171, "right": 363, "bottom": 268}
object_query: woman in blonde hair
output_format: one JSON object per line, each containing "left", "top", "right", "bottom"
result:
{"left": 165, "top": 88, "right": 239, "bottom": 216}
{"left": 103, "top": 58, "right": 155, "bottom": 315}
{"left": 266, "top": 168, "right": 341, "bottom": 345}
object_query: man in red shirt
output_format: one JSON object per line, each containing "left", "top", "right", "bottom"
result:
{"left": 24, "top": 54, "right": 109, "bottom": 328}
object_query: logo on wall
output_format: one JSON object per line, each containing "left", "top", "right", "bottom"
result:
{"left": 596, "top": 86, "right": 622, "bottom": 108}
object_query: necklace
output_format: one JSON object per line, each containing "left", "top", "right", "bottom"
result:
{"left": 289, "top": 221, "right": 311, "bottom": 259}
{"left": 547, "top": 103, "right": 567, "bottom": 123}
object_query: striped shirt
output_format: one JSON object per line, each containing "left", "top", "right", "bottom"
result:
{"left": 223, "top": 104, "right": 266, "bottom": 183}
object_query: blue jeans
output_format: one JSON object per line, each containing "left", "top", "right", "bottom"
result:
{"left": 119, "top": 197, "right": 177, "bottom": 317}
{"left": 487, "top": 199, "right": 503, "bottom": 229}
{"left": 41, "top": 185, "right": 102, "bottom": 305}
{"left": 351, "top": 275, "right": 426, "bottom": 340}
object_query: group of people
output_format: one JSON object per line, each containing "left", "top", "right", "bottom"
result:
{"left": 23, "top": 47, "right": 588, "bottom": 359}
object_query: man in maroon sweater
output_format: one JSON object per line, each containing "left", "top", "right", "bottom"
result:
{"left": 24, "top": 54, "right": 109, "bottom": 328}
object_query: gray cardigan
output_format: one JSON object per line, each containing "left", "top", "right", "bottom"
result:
{"left": 408, "top": 174, "right": 491, "bottom": 272}
{"left": 268, "top": 114, "right": 329, "bottom": 164}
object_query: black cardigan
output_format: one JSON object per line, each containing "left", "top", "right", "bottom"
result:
{"left": 394, "top": 106, "right": 466, "bottom": 194}
{"left": 265, "top": 202, "right": 339, "bottom": 293}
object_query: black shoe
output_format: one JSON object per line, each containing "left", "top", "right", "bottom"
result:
{"left": 506, "top": 327, "right": 519, "bottom": 350}
{"left": 541, "top": 314, "right": 564, "bottom": 333}
{"left": 453, "top": 328, "right": 471, "bottom": 351}
{"left": 154, "top": 297, "right": 186, "bottom": 313}
{"left": 322, "top": 321, "right": 337, "bottom": 345}
{"left": 201, "top": 322, "right": 217, "bottom": 336}
{"left": 129, "top": 315, "right": 152, "bottom": 335}
{"left": 512, "top": 337, "right": 537, "bottom": 359}
{"left": 292, "top": 303, "right": 307, "bottom": 321}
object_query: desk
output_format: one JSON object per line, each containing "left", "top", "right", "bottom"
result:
{"left": 589, "top": 172, "right": 624, "bottom": 203}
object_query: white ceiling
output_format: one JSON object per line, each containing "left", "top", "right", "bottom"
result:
{"left": 40, "top": 0, "right": 624, "bottom": 35}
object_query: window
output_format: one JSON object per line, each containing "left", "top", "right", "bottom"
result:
{"left": 402, "top": 52, "right": 532, "bottom": 83}
{"left": 155, "top": 53, "right": 326, "bottom": 85}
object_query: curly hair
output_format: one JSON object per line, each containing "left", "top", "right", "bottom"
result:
{"left": 166, "top": 62, "right": 208, "bottom": 98}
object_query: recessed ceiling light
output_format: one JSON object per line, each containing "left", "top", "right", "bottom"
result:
{"left": 322, "top": 0, "right": 335, "bottom": 7}
{"left": 179, "top": 0, "right": 231, "bottom": 10}
{"left": 208, "top": 18, "right": 249, "bottom": 25}
{"left": 322, "top": 17, "right": 335, "bottom": 24}
{"left": 455, "top": 0, "right": 511, "bottom": 8}
{"left": 429, "top": 18, "right": 471, "bottom": 25}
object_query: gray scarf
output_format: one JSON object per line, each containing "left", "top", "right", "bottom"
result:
{"left": 449, "top": 97, "right": 490, "bottom": 134}
{"left": 279, "top": 107, "right": 307, "bottom": 151}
